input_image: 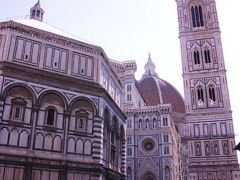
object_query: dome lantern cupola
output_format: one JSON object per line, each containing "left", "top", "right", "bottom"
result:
{"left": 143, "top": 53, "right": 158, "bottom": 77}
{"left": 30, "top": 0, "right": 44, "bottom": 22}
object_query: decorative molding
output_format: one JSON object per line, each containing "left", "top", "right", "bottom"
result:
{"left": 31, "top": 85, "right": 45, "bottom": 95}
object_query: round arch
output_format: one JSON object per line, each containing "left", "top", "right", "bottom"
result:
{"left": 69, "top": 96, "right": 97, "bottom": 116}
{"left": 142, "top": 171, "right": 157, "bottom": 180}
{"left": 2, "top": 83, "right": 36, "bottom": 103}
{"left": 37, "top": 90, "right": 67, "bottom": 109}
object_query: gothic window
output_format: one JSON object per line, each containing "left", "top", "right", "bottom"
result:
{"left": 197, "top": 86, "right": 204, "bottom": 105}
{"left": 127, "top": 119, "right": 132, "bottom": 129}
{"left": 127, "top": 136, "right": 133, "bottom": 145}
{"left": 163, "top": 134, "right": 169, "bottom": 143}
{"left": 153, "top": 118, "right": 157, "bottom": 128}
{"left": 208, "top": 86, "right": 216, "bottom": 102}
{"left": 127, "top": 84, "right": 132, "bottom": 91}
{"left": 46, "top": 107, "right": 56, "bottom": 126}
{"left": 127, "top": 94, "right": 132, "bottom": 102}
{"left": 191, "top": 5, "right": 204, "bottom": 28}
{"left": 163, "top": 117, "right": 168, "bottom": 126}
{"left": 165, "top": 166, "right": 170, "bottom": 179}
{"left": 193, "top": 50, "right": 200, "bottom": 64}
{"left": 75, "top": 110, "right": 88, "bottom": 132}
{"left": 164, "top": 146, "right": 170, "bottom": 154}
{"left": 204, "top": 49, "right": 211, "bottom": 63}
{"left": 139, "top": 119, "right": 142, "bottom": 129}
{"left": 127, "top": 167, "right": 132, "bottom": 180}
{"left": 10, "top": 98, "right": 26, "bottom": 121}
{"left": 146, "top": 119, "right": 149, "bottom": 128}
{"left": 127, "top": 147, "right": 133, "bottom": 156}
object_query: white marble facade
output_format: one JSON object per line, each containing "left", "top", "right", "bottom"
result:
{"left": 0, "top": 1, "right": 126, "bottom": 180}
{"left": 0, "top": 0, "right": 239, "bottom": 180}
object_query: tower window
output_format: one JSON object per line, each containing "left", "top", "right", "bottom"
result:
{"left": 204, "top": 49, "right": 211, "bottom": 63}
{"left": 164, "top": 146, "right": 170, "bottom": 154}
{"left": 163, "top": 134, "right": 169, "bottom": 143}
{"left": 127, "top": 94, "right": 132, "bottom": 102}
{"left": 127, "top": 84, "right": 132, "bottom": 91}
{"left": 146, "top": 119, "right": 149, "bottom": 128}
{"left": 46, "top": 108, "right": 55, "bottom": 126}
{"left": 163, "top": 117, "right": 168, "bottom": 126}
{"left": 209, "top": 86, "right": 216, "bottom": 102}
{"left": 193, "top": 50, "right": 200, "bottom": 64}
{"left": 191, "top": 5, "right": 204, "bottom": 28}
{"left": 139, "top": 119, "right": 142, "bottom": 129}
{"left": 197, "top": 86, "right": 204, "bottom": 102}
{"left": 153, "top": 118, "right": 157, "bottom": 128}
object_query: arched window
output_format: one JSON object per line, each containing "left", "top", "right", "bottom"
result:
{"left": 165, "top": 166, "right": 170, "bottom": 179}
{"left": 127, "top": 167, "right": 132, "bottom": 180}
{"left": 146, "top": 119, "right": 149, "bottom": 128}
{"left": 139, "top": 119, "right": 142, "bottom": 129}
{"left": 46, "top": 108, "right": 55, "bottom": 126}
{"left": 197, "top": 86, "right": 204, "bottom": 103}
{"left": 204, "top": 49, "right": 211, "bottom": 63}
{"left": 193, "top": 50, "right": 200, "bottom": 64}
{"left": 32, "top": 10, "right": 36, "bottom": 17}
{"left": 153, "top": 118, "right": 157, "bottom": 128}
{"left": 191, "top": 5, "right": 204, "bottom": 28}
{"left": 209, "top": 87, "right": 216, "bottom": 102}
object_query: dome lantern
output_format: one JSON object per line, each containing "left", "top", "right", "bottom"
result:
{"left": 30, "top": 0, "right": 44, "bottom": 22}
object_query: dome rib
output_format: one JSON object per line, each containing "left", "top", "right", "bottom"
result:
{"left": 138, "top": 76, "right": 185, "bottom": 113}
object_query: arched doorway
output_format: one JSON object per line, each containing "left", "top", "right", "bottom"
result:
{"left": 143, "top": 171, "right": 156, "bottom": 180}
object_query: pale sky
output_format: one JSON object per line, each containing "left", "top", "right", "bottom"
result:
{"left": 1, "top": 0, "right": 240, "bottom": 158}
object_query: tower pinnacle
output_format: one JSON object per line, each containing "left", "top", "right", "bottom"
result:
{"left": 143, "top": 54, "right": 157, "bottom": 77}
{"left": 30, "top": 0, "right": 44, "bottom": 22}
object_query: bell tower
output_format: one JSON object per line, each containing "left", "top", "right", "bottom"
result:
{"left": 175, "top": 0, "right": 239, "bottom": 179}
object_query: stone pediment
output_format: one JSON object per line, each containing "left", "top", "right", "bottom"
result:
{"left": 139, "top": 154, "right": 158, "bottom": 170}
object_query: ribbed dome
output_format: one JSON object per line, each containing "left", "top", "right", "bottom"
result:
{"left": 138, "top": 76, "right": 185, "bottom": 113}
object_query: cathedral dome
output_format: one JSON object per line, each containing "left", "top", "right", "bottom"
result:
{"left": 138, "top": 55, "right": 185, "bottom": 113}
{"left": 138, "top": 76, "right": 185, "bottom": 113}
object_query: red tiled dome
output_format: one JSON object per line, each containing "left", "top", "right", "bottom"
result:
{"left": 138, "top": 76, "right": 185, "bottom": 113}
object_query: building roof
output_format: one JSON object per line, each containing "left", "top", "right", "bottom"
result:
{"left": 13, "top": 19, "right": 96, "bottom": 45}
{"left": 138, "top": 76, "right": 185, "bottom": 113}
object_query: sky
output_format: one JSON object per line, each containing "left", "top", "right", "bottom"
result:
{"left": 1, "top": 0, "right": 240, "bottom": 157}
